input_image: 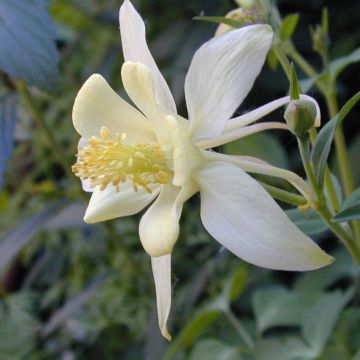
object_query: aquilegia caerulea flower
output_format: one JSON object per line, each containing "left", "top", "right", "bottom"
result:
{"left": 72, "top": 0, "right": 332, "bottom": 339}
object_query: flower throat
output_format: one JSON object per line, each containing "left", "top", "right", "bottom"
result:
{"left": 72, "top": 126, "right": 173, "bottom": 193}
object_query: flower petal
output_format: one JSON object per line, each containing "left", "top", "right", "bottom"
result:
{"left": 195, "top": 160, "right": 333, "bottom": 271}
{"left": 185, "top": 24, "right": 273, "bottom": 142}
{"left": 119, "top": 0, "right": 176, "bottom": 113}
{"left": 84, "top": 182, "right": 160, "bottom": 223}
{"left": 73, "top": 74, "right": 155, "bottom": 144}
{"left": 151, "top": 254, "right": 172, "bottom": 341}
{"left": 139, "top": 181, "right": 198, "bottom": 257}
{"left": 225, "top": 94, "right": 321, "bottom": 132}
{"left": 121, "top": 62, "right": 170, "bottom": 142}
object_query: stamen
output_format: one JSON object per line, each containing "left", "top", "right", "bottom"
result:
{"left": 72, "top": 127, "right": 173, "bottom": 193}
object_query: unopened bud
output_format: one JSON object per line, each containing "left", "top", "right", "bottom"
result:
{"left": 284, "top": 100, "right": 317, "bottom": 136}
{"left": 215, "top": 7, "right": 265, "bottom": 36}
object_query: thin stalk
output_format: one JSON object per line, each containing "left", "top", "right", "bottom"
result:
{"left": 15, "top": 81, "right": 74, "bottom": 179}
{"left": 272, "top": 43, "right": 291, "bottom": 80}
{"left": 226, "top": 310, "right": 255, "bottom": 348}
{"left": 260, "top": 182, "right": 307, "bottom": 207}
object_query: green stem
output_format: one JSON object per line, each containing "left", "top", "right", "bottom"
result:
{"left": 272, "top": 43, "right": 291, "bottom": 80}
{"left": 260, "top": 182, "right": 307, "bottom": 207}
{"left": 297, "top": 138, "right": 360, "bottom": 266}
{"left": 226, "top": 310, "right": 255, "bottom": 348}
{"left": 15, "top": 80, "right": 74, "bottom": 179}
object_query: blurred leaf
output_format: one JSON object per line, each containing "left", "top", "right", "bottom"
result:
{"left": 311, "top": 91, "right": 360, "bottom": 186}
{"left": 252, "top": 286, "right": 321, "bottom": 334}
{"left": 193, "top": 16, "right": 241, "bottom": 28}
{"left": 41, "top": 274, "right": 109, "bottom": 337}
{"left": 333, "top": 187, "right": 360, "bottom": 222}
{"left": 0, "top": 94, "right": 17, "bottom": 190}
{"left": 279, "top": 14, "right": 299, "bottom": 41}
{"left": 266, "top": 49, "right": 279, "bottom": 71}
{"left": 350, "top": 133, "right": 360, "bottom": 186}
{"left": 44, "top": 202, "right": 88, "bottom": 229}
{"left": 295, "top": 248, "right": 359, "bottom": 291}
{"left": 353, "top": 350, "right": 360, "bottom": 360}
{"left": 255, "top": 337, "right": 313, "bottom": 360}
{"left": 286, "top": 209, "right": 328, "bottom": 235}
{"left": 301, "top": 289, "right": 353, "bottom": 356}
{"left": 0, "top": 291, "right": 40, "bottom": 357}
{"left": 224, "top": 132, "right": 289, "bottom": 169}
{"left": 0, "top": 201, "right": 65, "bottom": 271}
{"left": 228, "top": 265, "right": 248, "bottom": 302}
{"left": 330, "top": 47, "right": 360, "bottom": 79}
{"left": 163, "top": 310, "right": 221, "bottom": 360}
{"left": 0, "top": 0, "right": 59, "bottom": 91}
{"left": 189, "top": 339, "right": 239, "bottom": 360}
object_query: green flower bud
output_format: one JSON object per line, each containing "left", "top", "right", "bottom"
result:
{"left": 284, "top": 100, "right": 317, "bottom": 136}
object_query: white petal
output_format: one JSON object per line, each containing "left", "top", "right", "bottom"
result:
{"left": 73, "top": 74, "right": 155, "bottom": 144}
{"left": 76, "top": 137, "right": 93, "bottom": 193}
{"left": 84, "top": 181, "right": 160, "bottom": 223}
{"left": 195, "top": 161, "right": 333, "bottom": 271}
{"left": 119, "top": 0, "right": 176, "bottom": 113}
{"left": 225, "top": 94, "right": 321, "bottom": 132}
{"left": 203, "top": 151, "right": 314, "bottom": 202}
{"left": 151, "top": 254, "right": 172, "bottom": 341}
{"left": 121, "top": 62, "right": 170, "bottom": 142}
{"left": 139, "top": 182, "right": 197, "bottom": 257}
{"left": 185, "top": 25, "right": 273, "bottom": 142}
{"left": 196, "top": 122, "right": 288, "bottom": 149}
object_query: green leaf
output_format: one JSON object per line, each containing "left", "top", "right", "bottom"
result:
{"left": 0, "top": 0, "right": 59, "bottom": 91}
{"left": 301, "top": 289, "right": 353, "bottom": 356}
{"left": 267, "top": 49, "right": 279, "bottom": 71}
{"left": 228, "top": 265, "right": 248, "bottom": 302}
{"left": 311, "top": 91, "right": 360, "bottom": 186}
{"left": 189, "top": 339, "right": 239, "bottom": 360}
{"left": 193, "top": 16, "right": 242, "bottom": 28}
{"left": 252, "top": 286, "right": 321, "bottom": 334}
{"left": 279, "top": 14, "right": 299, "bottom": 41}
{"left": 333, "top": 187, "right": 360, "bottom": 222}
{"left": 0, "top": 95, "right": 17, "bottom": 190}
{"left": 289, "top": 63, "right": 300, "bottom": 100}
{"left": 286, "top": 208, "right": 328, "bottom": 235}
{"left": 330, "top": 47, "right": 360, "bottom": 79}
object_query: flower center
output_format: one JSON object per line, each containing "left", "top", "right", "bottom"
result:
{"left": 72, "top": 126, "right": 173, "bottom": 193}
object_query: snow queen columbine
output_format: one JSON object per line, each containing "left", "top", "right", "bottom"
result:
{"left": 72, "top": 0, "right": 333, "bottom": 340}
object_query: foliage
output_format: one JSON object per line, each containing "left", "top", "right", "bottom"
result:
{"left": 0, "top": 0, "right": 359, "bottom": 359}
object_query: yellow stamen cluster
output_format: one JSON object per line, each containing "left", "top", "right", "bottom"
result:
{"left": 72, "top": 126, "right": 172, "bottom": 193}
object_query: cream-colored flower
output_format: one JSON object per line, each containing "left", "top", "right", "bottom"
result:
{"left": 72, "top": 0, "right": 332, "bottom": 340}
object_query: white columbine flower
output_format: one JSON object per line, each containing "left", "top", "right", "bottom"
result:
{"left": 72, "top": 0, "right": 333, "bottom": 340}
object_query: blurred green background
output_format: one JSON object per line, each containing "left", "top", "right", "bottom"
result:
{"left": 0, "top": 0, "right": 359, "bottom": 359}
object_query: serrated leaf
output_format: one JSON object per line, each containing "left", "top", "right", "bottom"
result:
{"left": 311, "top": 91, "right": 360, "bottom": 186}
{"left": 286, "top": 208, "right": 328, "bottom": 235}
{"left": 252, "top": 286, "right": 321, "bottom": 334}
{"left": 193, "top": 16, "right": 242, "bottom": 28}
{"left": 0, "top": 0, "right": 59, "bottom": 91}
{"left": 333, "top": 187, "right": 360, "bottom": 222}
{"left": 330, "top": 47, "right": 360, "bottom": 80}
{"left": 279, "top": 14, "right": 299, "bottom": 41}
{"left": 0, "top": 201, "right": 65, "bottom": 271}
{"left": 0, "top": 95, "right": 17, "bottom": 190}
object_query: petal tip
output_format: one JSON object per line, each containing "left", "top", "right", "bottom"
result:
{"left": 161, "top": 327, "right": 172, "bottom": 341}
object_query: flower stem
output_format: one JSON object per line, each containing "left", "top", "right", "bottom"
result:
{"left": 260, "top": 182, "right": 307, "bottom": 207}
{"left": 226, "top": 310, "right": 255, "bottom": 348}
{"left": 15, "top": 80, "right": 74, "bottom": 179}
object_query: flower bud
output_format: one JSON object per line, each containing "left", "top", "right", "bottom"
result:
{"left": 215, "top": 7, "right": 264, "bottom": 36}
{"left": 284, "top": 100, "right": 317, "bottom": 136}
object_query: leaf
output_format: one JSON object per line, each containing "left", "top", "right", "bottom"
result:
{"left": 301, "top": 289, "right": 353, "bottom": 356}
{"left": 0, "top": 201, "right": 65, "bottom": 271}
{"left": 330, "top": 47, "right": 360, "bottom": 79}
{"left": 193, "top": 16, "right": 242, "bottom": 29}
{"left": 0, "top": 0, "right": 59, "bottom": 91}
{"left": 228, "top": 265, "right": 248, "bottom": 302}
{"left": 333, "top": 187, "right": 360, "bottom": 222}
{"left": 286, "top": 208, "right": 328, "bottom": 235}
{"left": 0, "top": 95, "right": 17, "bottom": 190}
{"left": 252, "top": 286, "right": 321, "bottom": 334}
{"left": 189, "top": 339, "right": 239, "bottom": 360}
{"left": 40, "top": 274, "right": 109, "bottom": 337}
{"left": 311, "top": 91, "right": 360, "bottom": 186}
{"left": 279, "top": 13, "right": 300, "bottom": 41}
